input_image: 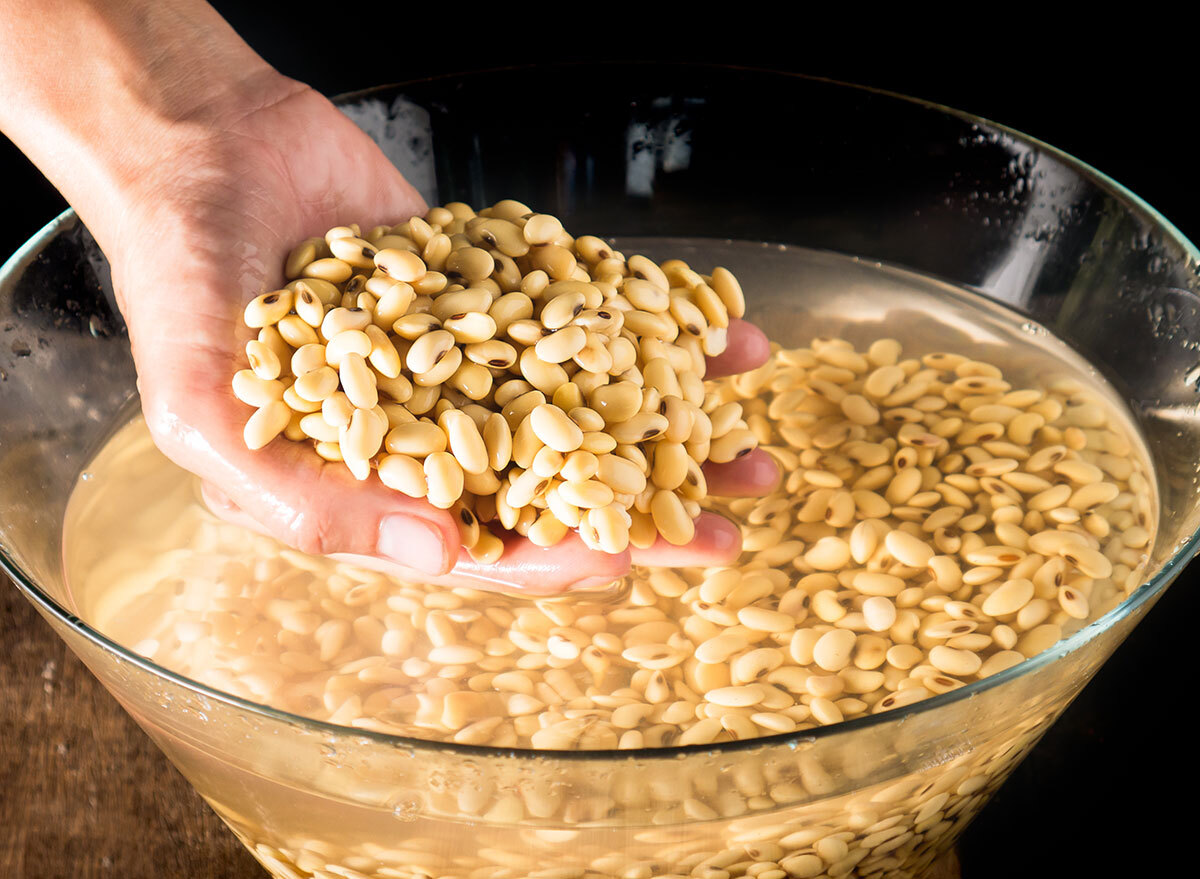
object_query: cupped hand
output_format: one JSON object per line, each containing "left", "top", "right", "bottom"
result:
{"left": 112, "top": 77, "right": 778, "bottom": 595}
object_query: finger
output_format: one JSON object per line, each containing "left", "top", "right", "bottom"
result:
{"left": 629, "top": 512, "right": 742, "bottom": 568}
{"left": 204, "top": 481, "right": 630, "bottom": 596}
{"left": 434, "top": 533, "right": 631, "bottom": 596}
{"left": 328, "top": 542, "right": 629, "bottom": 596}
{"left": 705, "top": 318, "right": 770, "bottom": 379}
{"left": 328, "top": 536, "right": 629, "bottom": 596}
{"left": 703, "top": 448, "right": 781, "bottom": 498}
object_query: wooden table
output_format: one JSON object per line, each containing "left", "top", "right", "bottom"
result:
{"left": 0, "top": 572, "right": 260, "bottom": 879}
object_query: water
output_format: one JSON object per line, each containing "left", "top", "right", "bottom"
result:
{"left": 59, "top": 243, "right": 1158, "bottom": 878}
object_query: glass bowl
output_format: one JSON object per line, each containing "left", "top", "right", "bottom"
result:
{"left": 3, "top": 66, "right": 1199, "bottom": 879}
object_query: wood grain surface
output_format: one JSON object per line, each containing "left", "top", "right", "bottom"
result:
{"left": 0, "top": 572, "right": 260, "bottom": 879}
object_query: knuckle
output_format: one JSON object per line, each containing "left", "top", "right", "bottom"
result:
{"left": 286, "top": 505, "right": 342, "bottom": 557}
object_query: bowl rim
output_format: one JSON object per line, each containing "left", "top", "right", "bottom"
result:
{"left": 4, "top": 66, "right": 1199, "bottom": 762}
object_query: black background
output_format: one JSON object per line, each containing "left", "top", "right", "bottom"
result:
{"left": 2, "top": 10, "right": 1193, "bottom": 878}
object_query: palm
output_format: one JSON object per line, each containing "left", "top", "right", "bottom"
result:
{"left": 111, "top": 85, "right": 776, "bottom": 594}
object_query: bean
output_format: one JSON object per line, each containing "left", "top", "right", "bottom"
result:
{"left": 885, "top": 530, "right": 935, "bottom": 567}
{"left": 710, "top": 266, "right": 746, "bottom": 318}
{"left": 550, "top": 477, "right": 611, "bottom": 510}
{"left": 293, "top": 366, "right": 340, "bottom": 403}
{"left": 981, "top": 578, "right": 1035, "bottom": 616}
{"left": 424, "top": 452, "right": 464, "bottom": 509}
{"left": 929, "top": 645, "right": 982, "bottom": 677}
{"left": 589, "top": 504, "right": 631, "bottom": 553}
{"left": 1059, "top": 545, "right": 1113, "bottom": 579}
{"left": 535, "top": 325, "right": 587, "bottom": 364}
{"left": 320, "top": 306, "right": 372, "bottom": 340}
{"left": 596, "top": 454, "right": 647, "bottom": 495}
{"left": 244, "top": 340, "right": 283, "bottom": 381}
{"left": 385, "top": 422, "right": 447, "bottom": 456}
{"left": 339, "top": 353, "right": 377, "bottom": 410}
{"left": 377, "top": 454, "right": 427, "bottom": 497}
{"left": 391, "top": 312, "right": 441, "bottom": 341}
{"left": 232, "top": 370, "right": 285, "bottom": 408}
{"left": 709, "top": 429, "right": 757, "bottom": 463}
{"left": 737, "top": 607, "right": 795, "bottom": 633}
{"left": 328, "top": 235, "right": 377, "bottom": 269}
{"left": 530, "top": 404, "right": 585, "bottom": 453}
{"left": 440, "top": 409, "right": 489, "bottom": 475}
{"left": 813, "top": 630, "right": 857, "bottom": 671}
{"left": 706, "top": 686, "right": 763, "bottom": 708}
{"left": 528, "top": 511, "right": 570, "bottom": 547}
{"left": 863, "top": 597, "right": 898, "bottom": 632}
{"left": 519, "top": 347, "right": 569, "bottom": 396}
{"left": 243, "top": 290, "right": 293, "bottom": 328}
{"left": 651, "top": 489, "right": 694, "bottom": 545}
{"left": 523, "top": 213, "right": 564, "bottom": 246}
{"left": 406, "top": 329, "right": 456, "bottom": 375}
{"left": 483, "top": 413, "right": 513, "bottom": 470}
{"left": 805, "top": 537, "right": 851, "bottom": 571}
{"left": 444, "top": 311, "right": 498, "bottom": 345}
{"left": 590, "top": 382, "right": 643, "bottom": 424}
{"left": 243, "top": 401, "right": 291, "bottom": 449}
{"left": 342, "top": 407, "right": 384, "bottom": 463}
{"left": 373, "top": 248, "right": 426, "bottom": 282}
{"left": 609, "top": 412, "right": 669, "bottom": 444}
{"left": 651, "top": 442, "right": 689, "bottom": 490}
{"left": 842, "top": 394, "right": 881, "bottom": 425}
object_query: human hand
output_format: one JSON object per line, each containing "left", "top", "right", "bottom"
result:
{"left": 205, "top": 310, "right": 777, "bottom": 593}
{"left": 124, "top": 82, "right": 780, "bottom": 593}
{"left": 56, "top": 74, "right": 780, "bottom": 594}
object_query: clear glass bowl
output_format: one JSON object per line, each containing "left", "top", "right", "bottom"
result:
{"left": 3, "top": 66, "right": 1199, "bottom": 879}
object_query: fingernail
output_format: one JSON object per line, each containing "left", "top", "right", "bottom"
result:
{"left": 700, "top": 513, "right": 743, "bottom": 561}
{"left": 377, "top": 515, "right": 449, "bottom": 575}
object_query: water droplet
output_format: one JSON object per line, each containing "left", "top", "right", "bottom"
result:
{"left": 80, "top": 471, "right": 93, "bottom": 481}
{"left": 390, "top": 794, "right": 422, "bottom": 822}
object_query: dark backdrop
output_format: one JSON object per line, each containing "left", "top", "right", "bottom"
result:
{"left": 1, "top": 12, "right": 1192, "bottom": 879}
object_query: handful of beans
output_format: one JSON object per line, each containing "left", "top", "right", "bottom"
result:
{"left": 233, "top": 200, "right": 753, "bottom": 559}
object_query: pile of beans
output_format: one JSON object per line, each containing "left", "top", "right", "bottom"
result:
{"left": 142, "top": 335, "right": 1154, "bottom": 749}
{"left": 233, "top": 200, "right": 751, "bottom": 555}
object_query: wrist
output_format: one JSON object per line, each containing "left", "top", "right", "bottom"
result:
{"left": 0, "top": 1, "right": 292, "bottom": 253}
